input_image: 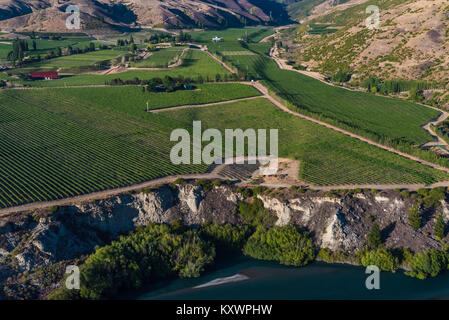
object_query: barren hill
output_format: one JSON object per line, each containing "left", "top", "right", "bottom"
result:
{"left": 0, "top": 0, "right": 293, "bottom": 32}
{"left": 290, "top": 0, "right": 449, "bottom": 84}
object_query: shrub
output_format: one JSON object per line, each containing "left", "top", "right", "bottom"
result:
{"left": 238, "top": 198, "right": 277, "bottom": 227}
{"left": 174, "top": 178, "right": 187, "bottom": 184}
{"left": 243, "top": 225, "right": 316, "bottom": 267}
{"left": 358, "top": 247, "right": 399, "bottom": 272}
{"left": 409, "top": 205, "right": 422, "bottom": 230}
{"left": 406, "top": 249, "right": 449, "bottom": 279}
{"left": 200, "top": 223, "right": 252, "bottom": 252}
{"left": 317, "top": 248, "right": 351, "bottom": 263}
{"left": 195, "top": 179, "right": 213, "bottom": 192}
{"left": 366, "top": 223, "right": 382, "bottom": 248}
{"left": 435, "top": 215, "right": 446, "bottom": 240}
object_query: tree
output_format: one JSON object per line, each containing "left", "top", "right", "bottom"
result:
{"left": 32, "top": 40, "right": 37, "bottom": 51}
{"left": 359, "top": 247, "right": 399, "bottom": 272}
{"left": 331, "top": 69, "right": 351, "bottom": 83}
{"left": 366, "top": 222, "right": 382, "bottom": 248}
{"left": 409, "top": 87, "right": 424, "bottom": 102}
{"left": 406, "top": 249, "right": 449, "bottom": 279}
{"left": 409, "top": 205, "right": 422, "bottom": 230}
{"left": 243, "top": 225, "right": 316, "bottom": 267}
{"left": 434, "top": 215, "right": 446, "bottom": 239}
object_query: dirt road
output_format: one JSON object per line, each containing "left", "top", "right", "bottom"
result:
{"left": 150, "top": 95, "right": 262, "bottom": 113}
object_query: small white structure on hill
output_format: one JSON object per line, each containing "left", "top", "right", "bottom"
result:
{"left": 212, "top": 36, "right": 222, "bottom": 42}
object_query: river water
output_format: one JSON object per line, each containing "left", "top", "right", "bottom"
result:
{"left": 131, "top": 256, "right": 449, "bottom": 300}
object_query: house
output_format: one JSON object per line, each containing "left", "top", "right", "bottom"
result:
{"left": 30, "top": 71, "right": 59, "bottom": 80}
{"left": 212, "top": 36, "right": 222, "bottom": 42}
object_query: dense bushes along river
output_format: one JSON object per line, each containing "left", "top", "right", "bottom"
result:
{"left": 49, "top": 197, "right": 449, "bottom": 299}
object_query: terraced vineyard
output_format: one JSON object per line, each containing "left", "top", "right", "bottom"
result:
{"left": 160, "top": 98, "right": 449, "bottom": 186}
{"left": 0, "top": 89, "right": 207, "bottom": 208}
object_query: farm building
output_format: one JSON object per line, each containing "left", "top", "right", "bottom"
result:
{"left": 30, "top": 71, "right": 59, "bottom": 80}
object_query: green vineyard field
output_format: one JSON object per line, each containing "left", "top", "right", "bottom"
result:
{"left": 160, "top": 98, "right": 449, "bottom": 186}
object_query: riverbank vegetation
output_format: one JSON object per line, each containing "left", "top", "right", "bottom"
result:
{"left": 47, "top": 185, "right": 449, "bottom": 299}
{"left": 49, "top": 198, "right": 315, "bottom": 300}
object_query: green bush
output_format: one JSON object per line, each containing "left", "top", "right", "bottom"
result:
{"left": 330, "top": 69, "right": 351, "bottom": 83}
{"left": 200, "top": 223, "right": 252, "bottom": 252}
{"left": 409, "top": 205, "right": 422, "bottom": 230}
{"left": 434, "top": 215, "right": 446, "bottom": 240}
{"left": 366, "top": 223, "right": 382, "bottom": 248}
{"left": 243, "top": 225, "right": 316, "bottom": 267}
{"left": 238, "top": 198, "right": 277, "bottom": 227}
{"left": 406, "top": 249, "right": 449, "bottom": 279}
{"left": 358, "top": 247, "right": 399, "bottom": 272}
{"left": 317, "top": 248, "right": 351, "bottom": 263}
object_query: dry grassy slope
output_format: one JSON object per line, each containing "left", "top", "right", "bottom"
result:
{"left": 292, "top": 0, "right": 449, "bottom": 83}
{"left": 0, "top": 0, "right": 283, "bottom": 31}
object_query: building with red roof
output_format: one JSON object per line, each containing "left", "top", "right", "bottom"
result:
{"left": 30, "top": 71, "right": 59, "bottom": 80}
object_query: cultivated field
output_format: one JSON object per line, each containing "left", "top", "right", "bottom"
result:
{"left": 23, "top": 50, "right": 231, "bottom": 87}
{"left": 189, "top": 27, "right": 274, "bottom": 44}
{"left": 0, "top": 89, "right": 207, "bottom": 208}
{"left": 47, "top": 83, "right": 261, "bottom": 113}
{"left": 131, "top": 47, "right": 185, "bottom": 68}
{"left": 160, "top": 98, "right": 449, "bottom": 186}
{"left": 0, "top": 43, "right": 12, "bottom": 60}
{"left": 220, "top": 42, "right": 439, "bottom": 146}
{"left": 27, "top": 50, "right": 123, "bottom": 68}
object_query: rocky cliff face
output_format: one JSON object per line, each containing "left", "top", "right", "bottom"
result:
{"left": 0, "top": 183, "right": 447, "bottom": 298}
{"left": 0, "top": 184, "right": 243, "bottom": 272}
{"left": 256, "top": 192, "right": 444, "bottom": 252}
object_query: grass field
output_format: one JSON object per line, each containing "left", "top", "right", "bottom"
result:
{"left": 160, "top": 98, "right": 449, "bottom": 186}
{"left": 23, "top": 50, "right": 231, "bottom": 87}
{"left": 0, "top": 43, "right": 12, "bottom": 59}
{"left": 131, "top": 47, "right": 185, "bottom": 68}
{"left": 27, "top": 50, "right": 123, "bottom": 69}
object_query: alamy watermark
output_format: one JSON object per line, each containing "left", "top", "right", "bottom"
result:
{"left": 170, "top": 121, "right": 279, "bottom": 175}
{"left": 66, "top": 5, "right": 81, "bottom": 30}
{"left": 365, "top": 5, "right": 380, "bottom": 30}
{"left": 365, "top": 265, "right": 380, "bottom": 290}
{"left": 65, "top": 265, "right": 80, "bottom": 290}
